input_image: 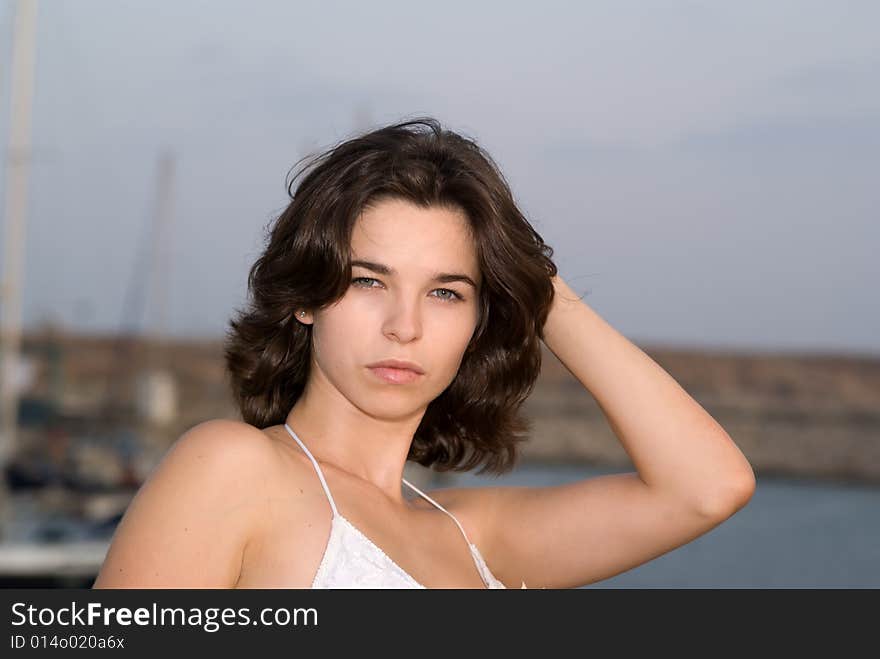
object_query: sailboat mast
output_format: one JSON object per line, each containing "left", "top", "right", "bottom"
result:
{"left": 0, "top": 0, "right": 38, "bottom": 521}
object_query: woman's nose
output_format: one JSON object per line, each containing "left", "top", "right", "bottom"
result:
{"left": 382, "top": 298, "right": 423, "bottom": 342}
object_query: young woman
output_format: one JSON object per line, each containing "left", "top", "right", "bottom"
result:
{"left": 93, "top": 117, "right": 755, "bottom": 589}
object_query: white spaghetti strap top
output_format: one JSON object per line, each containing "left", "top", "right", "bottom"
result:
{"left": 283, "top": 423, "right": 508, "bottom": 589}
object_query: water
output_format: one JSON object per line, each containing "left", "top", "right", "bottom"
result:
{"left": 5, "top": 463, "right": 875, "bottom": 588}
{"left": 441, "top": 463, "right": 880, "bottom": 588}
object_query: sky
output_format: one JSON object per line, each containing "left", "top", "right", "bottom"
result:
{"left": 1, "top": 0, "right": 878, "bottom": 355}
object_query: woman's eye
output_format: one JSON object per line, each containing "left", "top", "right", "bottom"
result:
{"left": 434, "top": 288, "right": 463, "bottom": 302}
{"left": 350, "top": 277, "right": 464, "bottom": 302}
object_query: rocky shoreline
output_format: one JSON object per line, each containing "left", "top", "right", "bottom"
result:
{"left": 521, "top": 344, "right": 880, "bottom": 485}
{"left": 17, "top": 329, "right": 880, "bottom": 487}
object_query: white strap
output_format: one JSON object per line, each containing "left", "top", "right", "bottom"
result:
{"left": 403, "top": 477, "right": 493, "bottom": 586}
{"left": 283, "top": 423, "right": 338, "bottom": 517}
{"left": 402, "top": 477, "right": 474, "bottom": 547}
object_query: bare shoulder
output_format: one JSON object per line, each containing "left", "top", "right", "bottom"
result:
{"left": 142, "top": 419, "right": 282, "bottom": 494}
{"left": 93, "top": 418, "right": 279, "bottom": 588}
{"left": 174, "top": 418, "right": 278, "bottom": 463}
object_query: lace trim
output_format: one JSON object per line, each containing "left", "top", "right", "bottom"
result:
{"left": 312, "top": 514, "right": 513, "bottom": 589}
{"left": 312, "top": 514, "right": 425, "bottom": 589}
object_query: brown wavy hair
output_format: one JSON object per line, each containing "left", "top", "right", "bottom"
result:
{"left": 223, "top": 116, "right": 557, "bottom": 475}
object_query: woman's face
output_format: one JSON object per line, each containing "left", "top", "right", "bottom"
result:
{"left": 306, "top": 197, "right": 482, "bottom": 419}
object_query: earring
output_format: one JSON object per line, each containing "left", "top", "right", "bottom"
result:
{"left": 299, "top": 311, "right": 306, "bottom": 318}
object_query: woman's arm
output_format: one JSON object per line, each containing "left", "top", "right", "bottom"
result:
{"left": 542, "top": 274, "right": 755, "bottom": 511}
{"left": 465, "top": 273, "right": 755, "bottom": 588}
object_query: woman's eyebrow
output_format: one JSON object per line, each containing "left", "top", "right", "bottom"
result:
{"left": 351, "top": 259, "right": 477, "bottom": 289}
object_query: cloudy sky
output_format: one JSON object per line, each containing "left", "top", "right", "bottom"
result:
{"left": 1, "top": 0, "right": 878, "bottom": 355}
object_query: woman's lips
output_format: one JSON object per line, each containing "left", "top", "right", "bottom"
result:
{"left": 367, "top": 366, "right": 423, "bottom": 384}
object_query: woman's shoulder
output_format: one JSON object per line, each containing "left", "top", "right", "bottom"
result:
{"left": 93, "top": 419, "right": 282, "bottom": 587}
{"left": 154, "top": 419, "right": 276, "bottom": 483}
{"left": 169, "top": 419, "right": 310, "bottom": 495}
{"left": 174, "top": 418, "right": 276, "bottom": 458}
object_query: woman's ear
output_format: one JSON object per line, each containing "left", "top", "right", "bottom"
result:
{"left": 295, "top": 310, "right": 313, "bottom": 325}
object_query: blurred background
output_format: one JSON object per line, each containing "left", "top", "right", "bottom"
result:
{"left": 0, "top": 0, "right": 877, "bottom": 588}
